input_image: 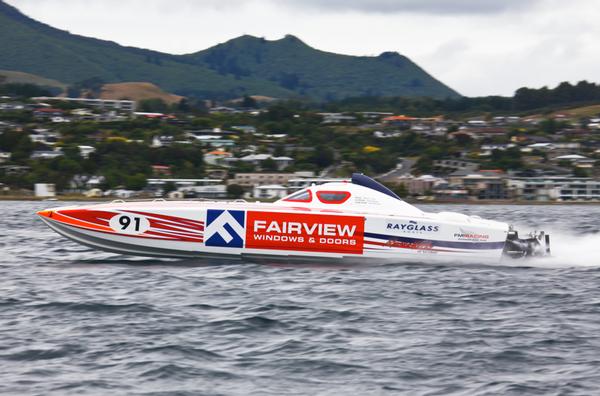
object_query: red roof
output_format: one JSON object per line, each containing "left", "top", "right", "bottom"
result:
{"left": 383, "top": 115, "right": 416, "bottom": 122}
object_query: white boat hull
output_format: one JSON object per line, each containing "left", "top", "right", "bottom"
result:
{"left": 38, "top": 200, "right": 509, "bottom": 264}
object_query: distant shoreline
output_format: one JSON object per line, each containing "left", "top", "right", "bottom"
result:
{"left": 3, "top": 196, "right": 600, "bottom": 205}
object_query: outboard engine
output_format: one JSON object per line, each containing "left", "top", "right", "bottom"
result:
{"left": 503, "top": 227, "right": 551, "bottom": 259}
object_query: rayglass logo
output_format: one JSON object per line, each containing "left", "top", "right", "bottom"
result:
{"left": 387, "top": 220, "right": 439, "bottom": 233}
{"left": 246, "top": 212, "right": 364, "bottom": 254}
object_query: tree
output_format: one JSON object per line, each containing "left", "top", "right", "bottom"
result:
{"left": 573, "top": 167, "right": 589, "bottom": 177}
{"left": 241, "top": 95, "right": 257, "bottom": 108}
{"left": 125, "top": 173, "right": 147, "bottom": 190}
{"left": 227, "top": 184, "right": 245, "bottom": 199}
{"left": 139, "top": 98, "right": 169, "bottom": 113}
{"left": 163, "top": 181, "right": 177, "bottom": 195}
{"left": 310, "top": 146, "right": 335, "bottom": 168}
{"left": 261, "top": 157, "right": 278, "bottom": 171}
{"left": 389, "top": 183, "right": 408, "bottom": 198}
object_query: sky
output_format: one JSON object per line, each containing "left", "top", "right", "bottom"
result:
{"left": 5, "top": 0, "right": 599, "bottom": 97}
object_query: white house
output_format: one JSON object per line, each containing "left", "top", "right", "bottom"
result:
{"left": 34, "top": 183, "right": 56, "bottom": 197}
{"left": 253, "top": 184, "right": 289, "bottom": 199}
{"left": 0, "top": 151, "right": 11, "bottom": 163}
{"left": 78, "top": 145, "right": 96, "bottom": 159}
{"left": 240, "top": 154, "right": 293, "bottom": 170}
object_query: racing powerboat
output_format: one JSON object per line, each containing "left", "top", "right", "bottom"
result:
{"left": 37, "top": 174, "right": 550, "bottom": 263}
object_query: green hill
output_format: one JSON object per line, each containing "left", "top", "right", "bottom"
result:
{"left": 0, "top": 1, "right": 460, "bottom": 100}
{"left": 186, "top": 34, "right": 459, "bottom": 100}
{"left": 0, "top": 69, "right": 67, "bottom": 91}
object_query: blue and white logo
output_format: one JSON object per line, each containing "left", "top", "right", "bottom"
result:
{"left": 205, "top": 210, "right": 245, "bottom": 248}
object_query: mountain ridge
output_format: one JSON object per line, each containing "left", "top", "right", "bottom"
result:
{"left": 0, "top": 1, "right": 460, "bottom": 100}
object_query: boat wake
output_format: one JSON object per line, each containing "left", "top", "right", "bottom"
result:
{"left": 513, "top": 228, "right": 600, "bottom": 269}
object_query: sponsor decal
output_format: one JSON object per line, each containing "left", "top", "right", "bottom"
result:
{"left": 385, "top": 240, "right": 433, "bottom": 251}
{"left": 246, "top": 211, "right": 364, "bottom": 254}
{"left": 386, "top": 220, "right": 439, "bottom": 234}
{"left": 205, "top": 210, "right": 245, "bottom": 248}
{"left": 454, "top": 230, "right": 490, "bottom": 242}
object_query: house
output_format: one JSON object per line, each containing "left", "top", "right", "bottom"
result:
{"left": 391, "top": 174, "right": 446, "bottom": 195}
{"left": 31, "top": 150, "right": 64, "bottom": 160}
{"left": 253, "top": 184, "right": 289, "bottom": 199}
{"left": 360, "top": 112, "right": 394, "bottom": 120}
{"left": 151, "top": 135, "right": 174, "bottom": 147}
{"left": 33, "top": 97, "right": 136, "bottom": 112}
{"left": 178, "top": 184, "right": 227, "bottom": 199}
{"left": 239, "top": 154, "right": 293, "bottom": 170}
{"left": 78, "top": 145, "right": 96, "bottom": 159}
{"left": 508, "top": 177, "right": 600, "bottom": 201}
{"left": 204, "top": 150, "right": 233, "bottom": 166}
{"left": 319, "top": 113, "right": 357, "bottom": 124}
{"left": 287, "top": 177, "right": 344, "bottom": 191}
{"left": 0, "top": 151, "right": 11, "bottom": 163}
{"left": 34, "top": 183, "right": 56, "bottom": 197}
{"left": 382, "top": 115, "right": 418, "bottom": 128}
{"left": 145, "top": 178, "right": 224, "bottom": 197}
{"left": 205, "top": 139, "right": 236, "bottom": 148}
{"left": 151, "top": 165, "right": 172, "bottom": 177}
{"left": 0, "top": 165, "right": 30, "bottom": 175}
{"left": 105, "top": 189, "right": 137, "bottom": 199}
{"left": 453, "top": 127, "right": 509, "bottom": 139}
{"left": 431, "top": 184, "right": 469, "bottom": 201}
{"left": 33, "top": 108, "right": 64, "bottom": 118}
{"left": 29, "top": 132, "right": 60, "bottom": 146}
{"left": 433, "top": 159, "right": 479, "bottom": 173}
{"left": 374, "top": 130, "right": 402, "bottom": 139}
{"left": 230, "top": 173, "right": 297, "bottom": 187}
{"left": 551, "top": 154, "right": 595, "bottom": 168}
{"left": 209, "top": 106, "right": 239, "bottom": 114}
{"left": 70, "top": 175, "right": 105, "bottom": 191}
{"left": 231, "top": 125, "right": 257, "bottom": 134}
{"left": 460, "top": 171, "right": 509, "bottom": 200}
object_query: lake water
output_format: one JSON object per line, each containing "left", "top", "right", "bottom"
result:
{"left": 1, "top": 201, "right": 600, "bottom": 395}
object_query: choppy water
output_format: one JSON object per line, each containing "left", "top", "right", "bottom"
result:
{"left": 2, "top": 201, "right": 600, "bottom": 395}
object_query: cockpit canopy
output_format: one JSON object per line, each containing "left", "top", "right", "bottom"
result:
{"left": 275, "top": 173, "right": 424, "bottom": 216}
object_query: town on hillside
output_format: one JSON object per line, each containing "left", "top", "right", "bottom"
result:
{"left": 2, "top": 92, "right": 600, "bottom": 203}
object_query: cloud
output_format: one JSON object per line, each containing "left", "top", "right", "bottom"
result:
{"left": 276, "top": 0, "right": 542, "bottom": 14}
{"left": 5, "top": 0, "right": 598, "bottom": 97}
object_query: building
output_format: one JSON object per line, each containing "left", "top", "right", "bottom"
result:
{"left": 230, "top": 173, "right": 297, "bottom": 187}
{"left": 179, "top": 184, "right": 227, "bottom": 199}
{"left": 319, "top": 113, "right": 357, "bottom": 124}
{"left": 391, "top": 174, "right": 446, "bottom": 195}
{"left": 204, "top": 150, "right": 233, "bottom": 166}
{"left": 30, "top": 132, "right": 61, "bottom": 146}
{"left": 508, "top": 177, "right": 600, "bottom": 201}
{"left": 151, "top": 165, "right": 172, "bottom": 177}
{"left": 461, "top": 172, "right": 509, "bottom": 200}
{"left": 253, "top": 184, "right": 289, "bottom": 199}
{"left": 78, "top": 145, "right": 96, "bottom": 159}
{"left": 287, "top": 177, "right": 346, "bottom": 191}
{"left": 434, "top": 159, "right": 479, "bottom": 173}
{"left": 33, "top": 97, "right": 136, "bottom": 112}
{"left": 230, "top": 125, "right": 257, "bottom": 134}
{"left": 34, "top": 183, "right": 56, "bottom": 197}
{"left": 238, "top": 154, "right": 293, "bottom": 171}
{"left": 146, "top": 178, "right": 224, "bottom": 197}
{"left": 31, "top": 150, "right": 63, "bottom": 160}
{"left": 0, "top": 151, "right": 11, "bottom": 163}
{"left": 33, "top": 108, "right": 64, "bottom": 118}
{"left": 551, "top": 154, "right": 595, "bottom": 168}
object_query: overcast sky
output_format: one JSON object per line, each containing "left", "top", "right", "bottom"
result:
{"left": 6, "top": 0, "right": 599, "bottom": 97}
